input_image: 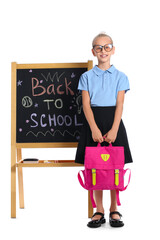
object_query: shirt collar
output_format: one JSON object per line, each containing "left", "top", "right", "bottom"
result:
{"left": 93, "top": 64, "right": 116, "bottom": 76}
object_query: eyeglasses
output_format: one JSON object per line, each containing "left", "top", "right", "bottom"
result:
{"left": 93, "top": 44, "right": 113, "bottom": 53}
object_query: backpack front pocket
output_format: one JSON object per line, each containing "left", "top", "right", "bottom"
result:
{"left": 85, "top": 169, "right": 124, "bottom": 190}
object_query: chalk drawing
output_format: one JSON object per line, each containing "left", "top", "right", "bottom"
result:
{"left": 22, "top": 96, "right": 33, "bottom": 108}
{"left": 41, "top": 72, "right": 65, "bottom": 82}
{"left": 76, "top": 95, "right": 82, "bottom": 114}
{"left": 17, "top": 80, "right": 23, "bottom": 86}
{"left": 26, "top": 130, "right": 81, "bottom": 138}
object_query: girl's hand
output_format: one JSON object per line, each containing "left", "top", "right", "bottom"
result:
{"left": 92, "top": 127, "right": 104, "bottom": 143}
{"left": 103, "top": 129, "right": 117, "bottom": 144}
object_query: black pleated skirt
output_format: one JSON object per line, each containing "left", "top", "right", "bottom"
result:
{"left": 75, "top": 106, "right": 133, "bottom": 165}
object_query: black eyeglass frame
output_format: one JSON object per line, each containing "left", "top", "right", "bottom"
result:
{"left": 93, "top": 43, "right": 113, "bottom": 53}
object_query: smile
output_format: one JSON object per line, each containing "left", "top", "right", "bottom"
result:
{"left": 100, "top": 54, "right": 108, "bottom": 58}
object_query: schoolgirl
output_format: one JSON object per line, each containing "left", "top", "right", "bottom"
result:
{"left": 75, "top": 32, "right": 133, "bottom": 228}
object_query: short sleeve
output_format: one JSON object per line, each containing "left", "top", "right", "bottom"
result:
{"left": 77, "top": 74, "right": 88, "bottom": 93}
{"left": 117, "top": 74, "right": 130, "bottom": 93}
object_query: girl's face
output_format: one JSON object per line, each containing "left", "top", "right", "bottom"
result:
{"left": 92, "top": 37, "right": 115, "bottom": 64}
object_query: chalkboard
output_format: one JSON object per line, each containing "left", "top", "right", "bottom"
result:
{"left": 16, "top": 67, "right": 87, "bottom": 143}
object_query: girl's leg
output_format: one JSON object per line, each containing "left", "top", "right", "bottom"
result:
{"left": 109, "top": 190, "right": 120, "bottom": 219}
{"left": 91, "top": 190, "right": 104, "bottom": 220}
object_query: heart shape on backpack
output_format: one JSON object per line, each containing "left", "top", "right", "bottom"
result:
{"left": 101, "top": 154, "right": 110, "bottom": 161}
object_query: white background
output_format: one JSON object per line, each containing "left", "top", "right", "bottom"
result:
{"left": 1, "top": 0, "right": 160, "bottom": 239}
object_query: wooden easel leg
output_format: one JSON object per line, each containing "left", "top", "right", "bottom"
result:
{"left": 17, "top": 149, "right": 24, "bottom": 209}
{"left": 88, "top": 191, "right": 93, "bottom": 218}
{"left": 11, "top": 146, "right": 16, "bottom": 218}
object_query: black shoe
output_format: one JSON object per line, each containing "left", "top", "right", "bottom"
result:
{"left": 109, "top": 211, "right": 124, "bottom": 227}
{"left": 87, "top": 212, "right": 106, "bottom": 228}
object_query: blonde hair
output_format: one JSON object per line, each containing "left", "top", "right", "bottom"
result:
{"left": 92, "top": 32, "right": 113, "bottom": 47}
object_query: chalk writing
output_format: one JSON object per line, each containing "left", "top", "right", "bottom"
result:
{"left": 16, "top": 67, "right": 87, "bottom": 143}
{"left": 31, "top": 77, "right": 74, "bottom": 97}
{"left": 43, "top": 99, "right": 63, "bottom": 110}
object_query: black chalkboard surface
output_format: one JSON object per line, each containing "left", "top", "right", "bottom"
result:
{"left": 16, "top": 67, "right": 87, "bottom": 143}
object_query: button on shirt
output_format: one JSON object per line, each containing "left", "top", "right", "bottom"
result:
{"left": 77, "top": 64, "right": 130, "bottom": 106}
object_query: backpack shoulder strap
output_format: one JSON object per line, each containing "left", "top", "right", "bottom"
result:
{"left": 123, "top": 168, "right": 131, "bottom": 190}
{"left": 116, "top": 190, "right": 121, "bottom": 206}
{"left": 78, "top": 170, "right": 86, "bottom": 189}
{"left": 90, "top": 190, "right": 96, "bottom": 208}
{"left": 78, "top": 171, "right": 96, "bottom": 208}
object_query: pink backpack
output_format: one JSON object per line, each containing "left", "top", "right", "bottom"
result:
{"left": 78, "top": 142, "right": 131, "bottom": 208}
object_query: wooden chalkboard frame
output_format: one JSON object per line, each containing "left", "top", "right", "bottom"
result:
{"left": 11, "top": 61, "right": 93, "bottom": 218}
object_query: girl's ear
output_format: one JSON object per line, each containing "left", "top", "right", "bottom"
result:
{"left": 91, "top": 48, "right": 96, "bottom": 57}
{"left": 112, "top": 46, "right": 115, "bottom": 55}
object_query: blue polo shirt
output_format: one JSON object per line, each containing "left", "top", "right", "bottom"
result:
{"left": 77, "top": 64, "right": 130, "bottom": 106}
